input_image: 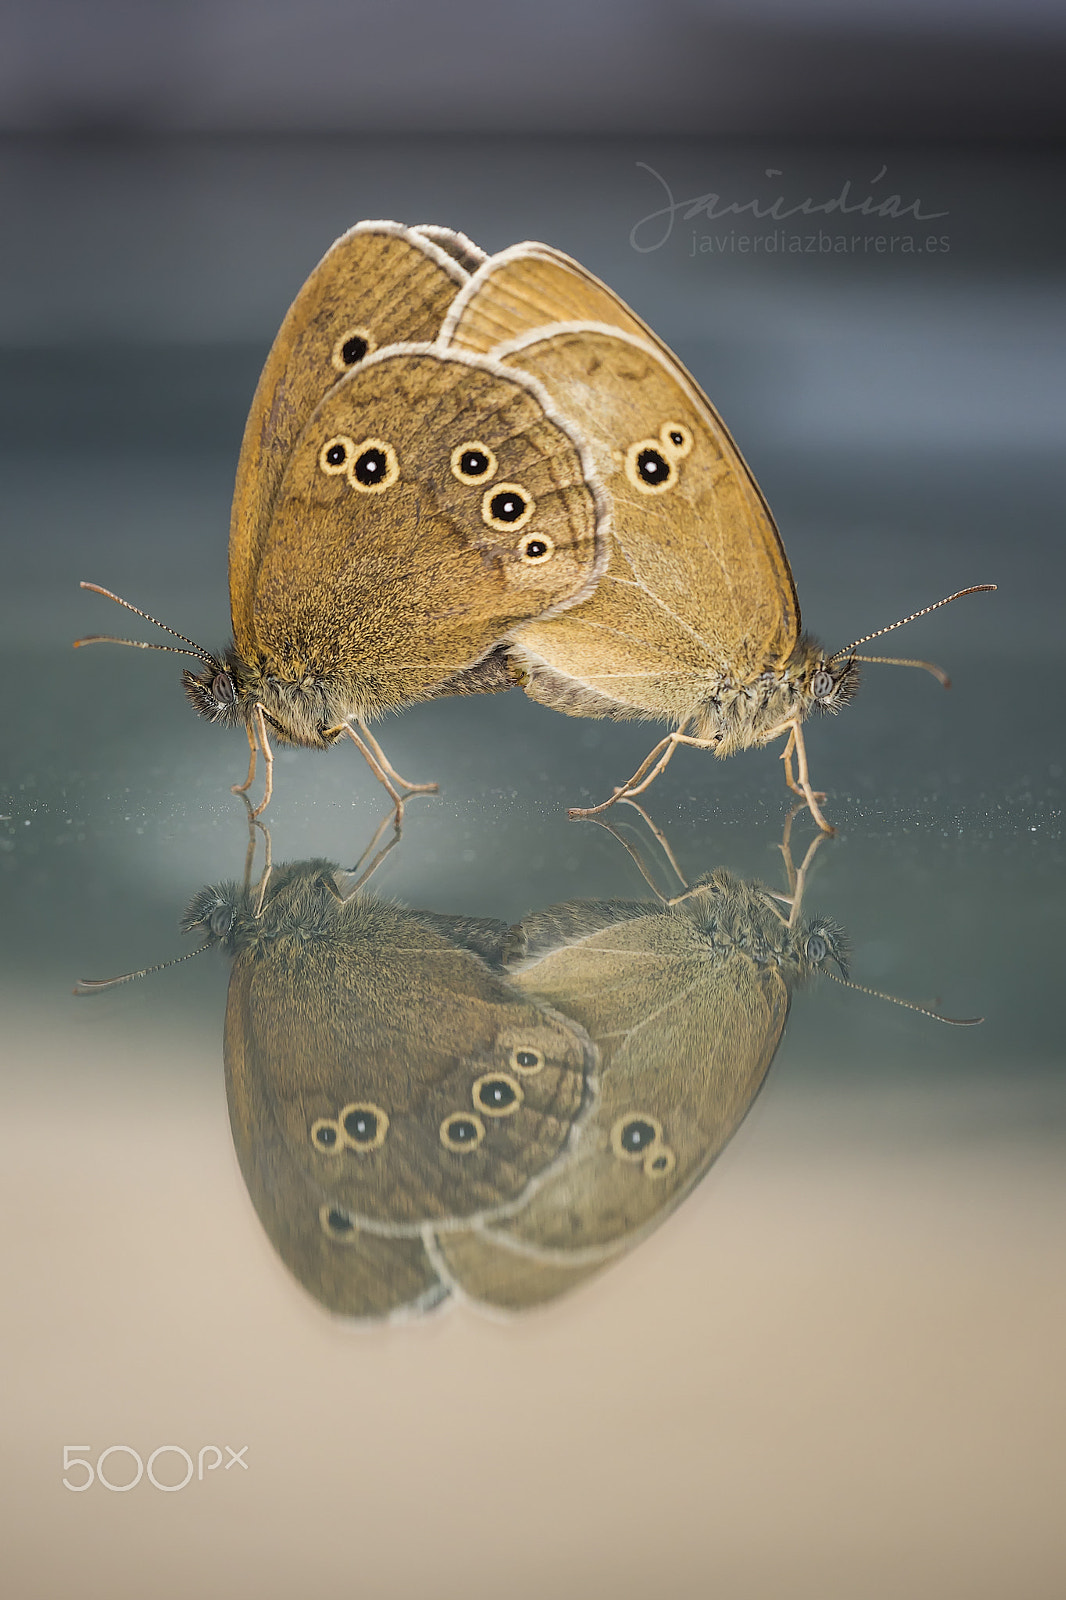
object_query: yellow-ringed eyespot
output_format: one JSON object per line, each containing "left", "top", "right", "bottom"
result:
{"left": 624, "top": 439, "right": 677, "bottom": 494}
{"left": 346, "top": 438, "right": 400, "bottom": 494}
{"left": 310, "top": 1117, "right": 343, "bottom": 1153}
{"left": 450, "top": 440, "right": 497, "bottom": 484}
{"left": 330, "top": 325, "right": 376, "bottom": 372}
{"left": 471, "top": 1073, "right": 524, "bottom": 1117}
{"left": 509, "top": 1046, "right": 544, "bottom": 1076}
{"left": 643, "top": 1144, "right": 676, "bottom": 1179}
{"left": 519, "top": 533, "right": 554, "bottom": 565}
{"left": 439, "top": 1112, "right": 486, "bottom": 1152}
{"left": 610, "top": 1113, "right": 664, "bottom": 1162}
{"left": 660, "top": 421, "right": 693, "bottom": 459}
{"left": 339, "top": 1102, "right": 389, "bottom": 1151}
{"left": 319, "top": 434, "right": 356, "bottom": 475}
{"left": 319, "top": 1203, "right": 356, "bottom": 1238}
{"left": 482, "top": 482, "right": 535, "bottom": 533}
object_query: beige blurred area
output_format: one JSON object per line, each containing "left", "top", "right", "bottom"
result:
{"left": 5, "top": 1009, "right": 1065, "bottom": 1600}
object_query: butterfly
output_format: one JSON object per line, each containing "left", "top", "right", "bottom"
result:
{"left": 78, "top": 221, "right": 609, "bottom": 817}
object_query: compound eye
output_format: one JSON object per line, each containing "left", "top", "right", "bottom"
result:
{"left": 805, "top": 932, "right": 829, "bottom": 963}
{"left": 212, "top": 671, "right": 236, "bottom": 705}
{"left": 811, "top": 669, "right": 834, "bottom": 701}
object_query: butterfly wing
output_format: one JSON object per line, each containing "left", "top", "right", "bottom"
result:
{"left": 246, "top": 346, "right": 608, "bottom": 710}
{"left": 443, "top": 247, "right": 799, "bottom": 721}
{"left": 435, "top": 896, "right": 787, "bottom": 1309}
{"left": 226, "top": 891, "right": 597, "bottom": 1239}
{"left": 230, "top": 221, "right": 479, "bottom": 658}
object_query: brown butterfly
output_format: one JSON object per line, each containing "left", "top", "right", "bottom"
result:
{"left": 77, "top": 222, "right": 609, "bottom": 817}
{"left": 439, "top": 241, "right": 995, "bottom": 831}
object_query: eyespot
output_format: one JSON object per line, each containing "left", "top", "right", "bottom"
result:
{"left": 643, "top": 1145, "right": 676, "bottom": 1178}
{"left": 660, "top": 421, "right": 693, "bottom": 459}
{"left": 339, "top": 1102, "right": 389, "bottom": 1151}
{"left": 624, "top": 440, "right": 677, "bottom": 494}
{"left": 330, "top": 325, "right": 376, "bottom": 373}
{"left": 811, "top": 669, "right": 834, "bottom": 701}
{"left": 319, "top": 434, "right": 355, "bottom": 475}
{"left": 320, "top": 1204, "right": 355, "bottom": 1237}
{"left": 450, "top": 440, "right": 497, "bottom": 484}
{"left": 472, "top": 1073, "right": 523, "bottom": 1117}
{"left": 440, "top": 1112, "right": 485, "bottom": 1152}
{"left": 610, "top": 1114, "right": 663, "bottom": 1162}
{"left": 509, "top": 1047, "right": 544, "bottom": 1076}
{"left": 212, "top": 671, "right": 236, "bottom": 705}
{"left": 805, "top": 932, "right": 829, "bottom": 963}
{"left": 310, "top": 1118, "right": 342, "bottom": 1153}
{"left": 346, "top": 438, "right": 400, "bottom": 494}
{"left": 483, "top": 483, "right": 535, "bottom": 533}
{"left": 519, "top": 534, "right": 554, "bottom": 565}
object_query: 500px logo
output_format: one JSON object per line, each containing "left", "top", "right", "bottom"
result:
{"left": 62, "top": 1443, "right": 248, "bottom": 1492}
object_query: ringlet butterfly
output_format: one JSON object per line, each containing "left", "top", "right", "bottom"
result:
{"left": 181, "top": 858, "right": 596, "bottom": 1319}
{"left": 439, "top": 242, "right": 996, "bottom": 831}
{"left": 432, "top": 807, "right": 981, "bottom": 1310}
{"left": 77, "top": 221, "right": 609, "bottom": 817}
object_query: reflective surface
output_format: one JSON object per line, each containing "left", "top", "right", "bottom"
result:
{"left": 3, "top": 136, "right": 1064, "bottom": 1597}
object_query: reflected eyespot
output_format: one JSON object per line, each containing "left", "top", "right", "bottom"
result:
{"left": 625, "top": 440, "right": 677, "bottom": 494}
{"left": 331, "top": 325, "right": 376, "bottom": 372}
{"left": 472, "top": 1073, "right": 523, "bottom": 1117}
{"left": 339, "top": 1102, "right": 389, "bottom": 1151}
{"left": 519, "top": 534, "right": 554, "bottom": 565}
{"left": 319, "top": 434, "right": 355, "bottom": 475}
{"left": 483, "top": 483, "right": 535, "bottom": 533}
{"left": 310, "top": 1118, "right": 342, "bottom": 1152}
{"left": 610, "top": 1114, "right": 663, "bottom": 1161}
{"left": 644, "top": 1145, "right": 676, "bottom": 1179}
{"left": 660, "top": 421, "right": 693, "bottom": 459}
{"left": 450, "top": 440, "right": 497, "bottom": 484}
{"left": 509, "top": 1047, "right": 544, "bottom": 1076}
{"left": 347, "top": 439, "right": 400, "bottom": 494}
{"left": 320, "top": 1204, "right": 355, "bottom": 1237}
{"left": 811, "top": 669, "right": 834, "bottom": 701}
{"left": 439, "top": 1112, "right": 485, "bottom": 1152}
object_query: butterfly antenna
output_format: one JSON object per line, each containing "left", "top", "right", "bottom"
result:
{"left": 829, "top": 585, "right": 997, "bottom": 680}
{"left": 73, "top": 942, "right": 213, "bottom": 995}
{"left": 822, "top": 966, "right": 982, "bottom": 1025}
{"left": 75, "top": 582, "right": 215, "bottom": 665}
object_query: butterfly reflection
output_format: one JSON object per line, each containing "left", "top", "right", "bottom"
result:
{"left": 169, "top": 804, "right": 865, "bottom": 1319}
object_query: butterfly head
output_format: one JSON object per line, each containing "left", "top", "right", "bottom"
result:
{"left": 183, "top": 649, "right": 354, "bottom": 748}
{"left": 797, "top": 641, "right": 861, "bottom": 719}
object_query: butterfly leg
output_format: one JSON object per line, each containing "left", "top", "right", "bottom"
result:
{"left": 246, "top": 707, "right": 273, "bottom": 819}
{"left": 354, "top": 718, "right": 439, "bottom": 798}
{"left": 231, "top": 722, "right": 258, "bottom": 795}
{"left": 568, "top": 728, "right": 715, "bottom": 819}
{"left": 768, "top": 719, "right": 833, "bottom": 834}
{"left": 341, "top": 724, "right": 435, "bottom": 825}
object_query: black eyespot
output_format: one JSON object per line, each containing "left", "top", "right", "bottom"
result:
{"left": 812, "top": 669, "right": 834, "bottom": 701}
{"left": 520, "top": 534, "right": 555, "bottom": 565}
{"left": 636, "top": 448, "right": 669, "bottom": 484}
{"left": 651, "top": 1153, "right": 669, "bottom": 1171}
{"left": 669, "top": 430, "right": 684, "bottom": 447}
{"left": 355, "top": 448, "right": 388, "bottom": 486}
{"left": 491, "top": 491, "right": 526, "bottom": 523}
{"left": 312, "top": 1121, "right": 339, "bottom": 1149}
{"left": 510, "top": 1046, "right": 544, "bottom": 1075}
{"left": 440, "top": 1112, "right": 485, "bottom": 1152}
{"left": 324, "top": 1207, "right": 354, "bottom": 1235}
{"left": 806, "top": 932, "right": 829, "bottom": 963}
{"left": 344, "top": 1109, "right": 377, "bottom": 1143}
{"left": 451, "top": 440, "right": 498, "bottom": 484}
{"left": 526, "top": 539, "right": 546, "bottom": 558}
{"left": 325, "top": 442, "right": 347, "bottom": 466}
{"left": 341, "top": 334, "right": 368, "bottom": 366}
{"left": 339, "top": 1101, "right": 389, "bottom": 1151}
{"left": 619, "top": 1117, "right": 657, "bottom": 1153}
{"left": 472, "top": 1073, "right": 523, "bottom": 1117}
{"left": 461, "top": 449, "right": 489, "bottom": 477}
{"left": 212, "top": 671, "right": 236, "bottom": 705}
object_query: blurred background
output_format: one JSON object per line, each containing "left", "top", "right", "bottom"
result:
{"left": 2, "top": 5, "right": 1064, "bottom": 1598}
